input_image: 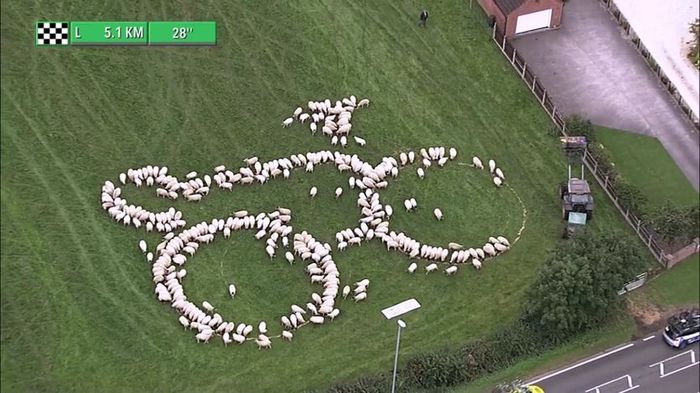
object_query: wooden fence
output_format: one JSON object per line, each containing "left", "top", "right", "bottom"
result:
{"left": 490, "top": 24, "right": 698, "bottom": 267}
{"left": 598, "top": 0, "right": 700, "bottom": 131}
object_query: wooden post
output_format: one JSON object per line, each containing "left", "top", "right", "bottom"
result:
{"left": 511, "top": 48, "right": 517, "bottom": 64}
{"left": 604, "top": 175, "right": 609, "bottom": 188}
{"left": 492, "top": 23, "right": 496, "bottom": 40}
{"left": 636, "top": 218, "right": 641, "bottom": 232}
{"left": 531, "top": 76, "right": 537, "bottom": 92}
{"left": 541, "top": 89, "right": 547, "bottom": 105}
{"left": 502, "top": 33, "right": 506, "bottom": 49}
{"left": 521, "top": 62, "right": 527, "bottom": 78}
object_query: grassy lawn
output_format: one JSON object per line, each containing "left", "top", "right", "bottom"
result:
{"left": 594, "top": 126, "right": 698, "bottom": 208}
{"left": 1, "top": 1, "right": 646, "bottom": 392}
{"left": 642, "top": 255, "right": 700, "bottom": 306}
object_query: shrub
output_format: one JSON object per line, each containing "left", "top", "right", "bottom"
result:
{"left": 522, "top": 231, "right": 645, "bottom": 343}
{"left": 565, "top": 115, "right": 596, "bottom": 143}
{"left": 646, "top": 201, "right": 700, "bottom": 248}
{"left": 688, "top": 19, "right": 699, "bottom": 69}
{"left": 612, "top": 176, "right": 647, "bottom": 216}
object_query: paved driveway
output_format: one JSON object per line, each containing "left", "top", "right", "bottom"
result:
{"left": 512, "top": 0, "right": 699, "bottom": 191}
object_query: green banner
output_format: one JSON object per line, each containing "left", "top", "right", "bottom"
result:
{"left": 148, "top": 21, "right": 216, "bottom": 45}
{"left": 70, "top": 22, "right": 148, "bottom": 45}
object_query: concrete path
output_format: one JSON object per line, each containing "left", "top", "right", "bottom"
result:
{"left": 512, "top": 0, "right": 699, "bottom": 191}
{"left": 528, "top": 333, "right": 700, "bottom": 393}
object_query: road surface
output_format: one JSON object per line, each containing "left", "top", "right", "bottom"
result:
{"left": 527, "top": 332, "right": 699, "bottom": 393}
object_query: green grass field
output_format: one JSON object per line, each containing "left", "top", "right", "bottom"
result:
{"left": 643, "top": 255, "right": 700, "bottom": 306}
{"left": 2, "top": 1, "right": 643, "bottom": 392}
{"left": 594, "top": 126, "right": 698, "bottom": 208}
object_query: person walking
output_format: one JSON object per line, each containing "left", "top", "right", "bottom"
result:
{"left": 418, "top": 9, "right": 429, "bottom": 27}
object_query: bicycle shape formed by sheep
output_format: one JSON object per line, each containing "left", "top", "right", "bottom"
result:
{"left": 99, "top": 96, "right": 527, "bottom": 349}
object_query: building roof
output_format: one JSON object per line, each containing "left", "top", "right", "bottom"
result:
{"left": 494, "top": 0, "right": 526, "bottom": 15}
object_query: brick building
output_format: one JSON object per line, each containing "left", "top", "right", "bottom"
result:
{"left": 477, "top": 0, "right": 564, "bottom": 38}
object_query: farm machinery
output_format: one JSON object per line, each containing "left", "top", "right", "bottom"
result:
{"left": 559, "top": 136, "right": 593, "bottom": 238}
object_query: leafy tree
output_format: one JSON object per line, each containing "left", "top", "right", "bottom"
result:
{"left": 646, "top": 201, "right": 699, "bottom": 247}
{"left": 689, "top": 19, "right": 699, "bottom": 69}
{"left": 523, "top": 231, "right": 645, "bottom": 342}
{"left": 565, "top": 115, "right": 596, "bottom": 143}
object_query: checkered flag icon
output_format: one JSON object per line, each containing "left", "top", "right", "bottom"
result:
{"left": 37, "top": 22, "right": 69, "bottom": 45}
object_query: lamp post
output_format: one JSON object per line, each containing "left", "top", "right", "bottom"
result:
{"left": 391, "top": 319, "right": 407, "bottom": 393}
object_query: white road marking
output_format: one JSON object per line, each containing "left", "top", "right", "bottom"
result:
{"left": 643, "top": 335, "right": 655, "bottom": 341}
{"left": 585, "top": 374, "right": 638, "bottom": 393}
{"left": 648, "top": 349, "right": 698, "bottom": 378}
{"left": 527, "top": 343, "right": 635, "bottom": 384}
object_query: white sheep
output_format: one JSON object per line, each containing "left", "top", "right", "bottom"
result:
{"left": 497, "top": 236, "right": 510, "bottom": 246}
{"left": 425, "top": 263, "right": 438, "bottom": 274}
{"left": 472, "top": 259, "right": 482, "bottom": 270}
{"left": 434, "top": 208, "right": 443, "bottom": 220}
{"left": 493, "top": 176, "right": 502, "bottom": 187}
{"left": 282, "top": 330, "right": 293, "bottom": 341}
{"left": 472, "top": 156, "right": 484, "bottom": 169}
{"left": 282, "top": 117, "right": 293, "bottom": 127}
{"left": 449, "top": 148, "right": 457, "bottom": 160}
{"left": 310, "top": 316, "right": 325, "bottom": 324}
{"left": 335, "top": 187, "right": 343, "bottom": 198}
{"left": 408, "top": 262, "right": 418, "bottom": 273}
{"left": 202, "top": 301, "right": 214, "bottom": 312}
{"left": 354, "top": 292, "right": 367, "bottom": 302}
{"left": 229, "top": 284, "right": 236, "bottom": 298}
{"left": 489, "top": 159, "right": 496, "bottom": 173}
{"left": 258, "top": 321, "right": 267, "bottom": 334}
{"left": 354, "top": 136, "right": 366, "bottom": 146}
{"left": 445, "top": 266, "right": 458, "bottom": 275}
{"left": 448, "top": 242, "right": 463, "bottom": 250}
{"left": 417, "top": 168, "right": 425, "bottom": 179}
{"left": 495, "top": 168, "right": 505, "bottom": 180}
{"left": 138, "top": 240, "right": 147, "bottom": 253}
{"left": 342, "top": 285, "right": 351, "bottom": 298}
{"left": 309, "top": 186, "right": 318, "bottom": 198}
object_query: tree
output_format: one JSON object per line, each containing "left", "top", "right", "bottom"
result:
{"left": 688, "top": 19, "right": 699, "bottom": 69}
{"left": 646, "top": 201, "right": 699, "bottom": 248}
{"left": 522, "top": 231, "right": 646, "bottom": 342}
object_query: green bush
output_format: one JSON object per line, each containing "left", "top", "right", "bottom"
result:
{"left": 565, "top": 115, "right": 596, "bottom": 143}
{"left": 688, "top": 19, "right": 699, "bottom": 69}
{"left": 646, "top": 201, "right": 700, "bottom": 248}
{"left": 522, "top": 231, "right": 646, "bottom": 343}
{"left": 612, "top": 176, "right": 647, "bottom": 216}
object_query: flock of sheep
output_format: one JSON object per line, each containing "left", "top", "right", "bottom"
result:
{"left": 99, "top": 95, "right": 515, "bottom": 348}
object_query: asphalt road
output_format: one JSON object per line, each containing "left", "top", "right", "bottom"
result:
{"left": 527, "top": 332, "right": 699, "bottom": 393}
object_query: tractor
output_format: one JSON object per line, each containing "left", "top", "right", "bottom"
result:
{"left": 559, "top": 137, "right": 593, "bottom": 238}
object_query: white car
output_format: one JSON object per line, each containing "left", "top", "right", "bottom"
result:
{"left": 662, "top": 310, "right": 700, "bottom": 349}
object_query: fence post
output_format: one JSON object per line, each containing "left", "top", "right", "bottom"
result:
{"left": 604, "top": 175, "right": 609, "bottom": 188}
{"left": 531, "top": 76, "right": 537, "bottom": 92}
{"left": 492, "top": 23, "right": 496, "bottom": 40}
{"left": 502, "top": 33, "right": 506, "bottom": 49}
{"left": 521, "top": 62, "right": 527, "bottom": 78}
{"left": 511, "top": 48, "right": 517, "bottom": 64}
{"left": 636, "top": 218, "right": 641, "bottom": 232}
{"left": 541, "top": 90, "right": 547, "bottom": 105}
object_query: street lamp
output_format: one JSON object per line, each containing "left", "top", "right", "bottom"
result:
{"left": 391, "top": 319, "right": 407, "bottom": 393}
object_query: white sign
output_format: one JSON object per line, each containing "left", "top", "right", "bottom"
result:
{"left": 381, "top": 299, "right": 421, "bottom": 320}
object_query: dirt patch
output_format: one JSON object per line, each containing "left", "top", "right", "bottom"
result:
{"left": 626, "top": 296, "right": 699, "bottom": 338}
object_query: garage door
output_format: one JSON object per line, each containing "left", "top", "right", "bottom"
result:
{"left": 515, "top": 9, "right": 552, "bottom": 34}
